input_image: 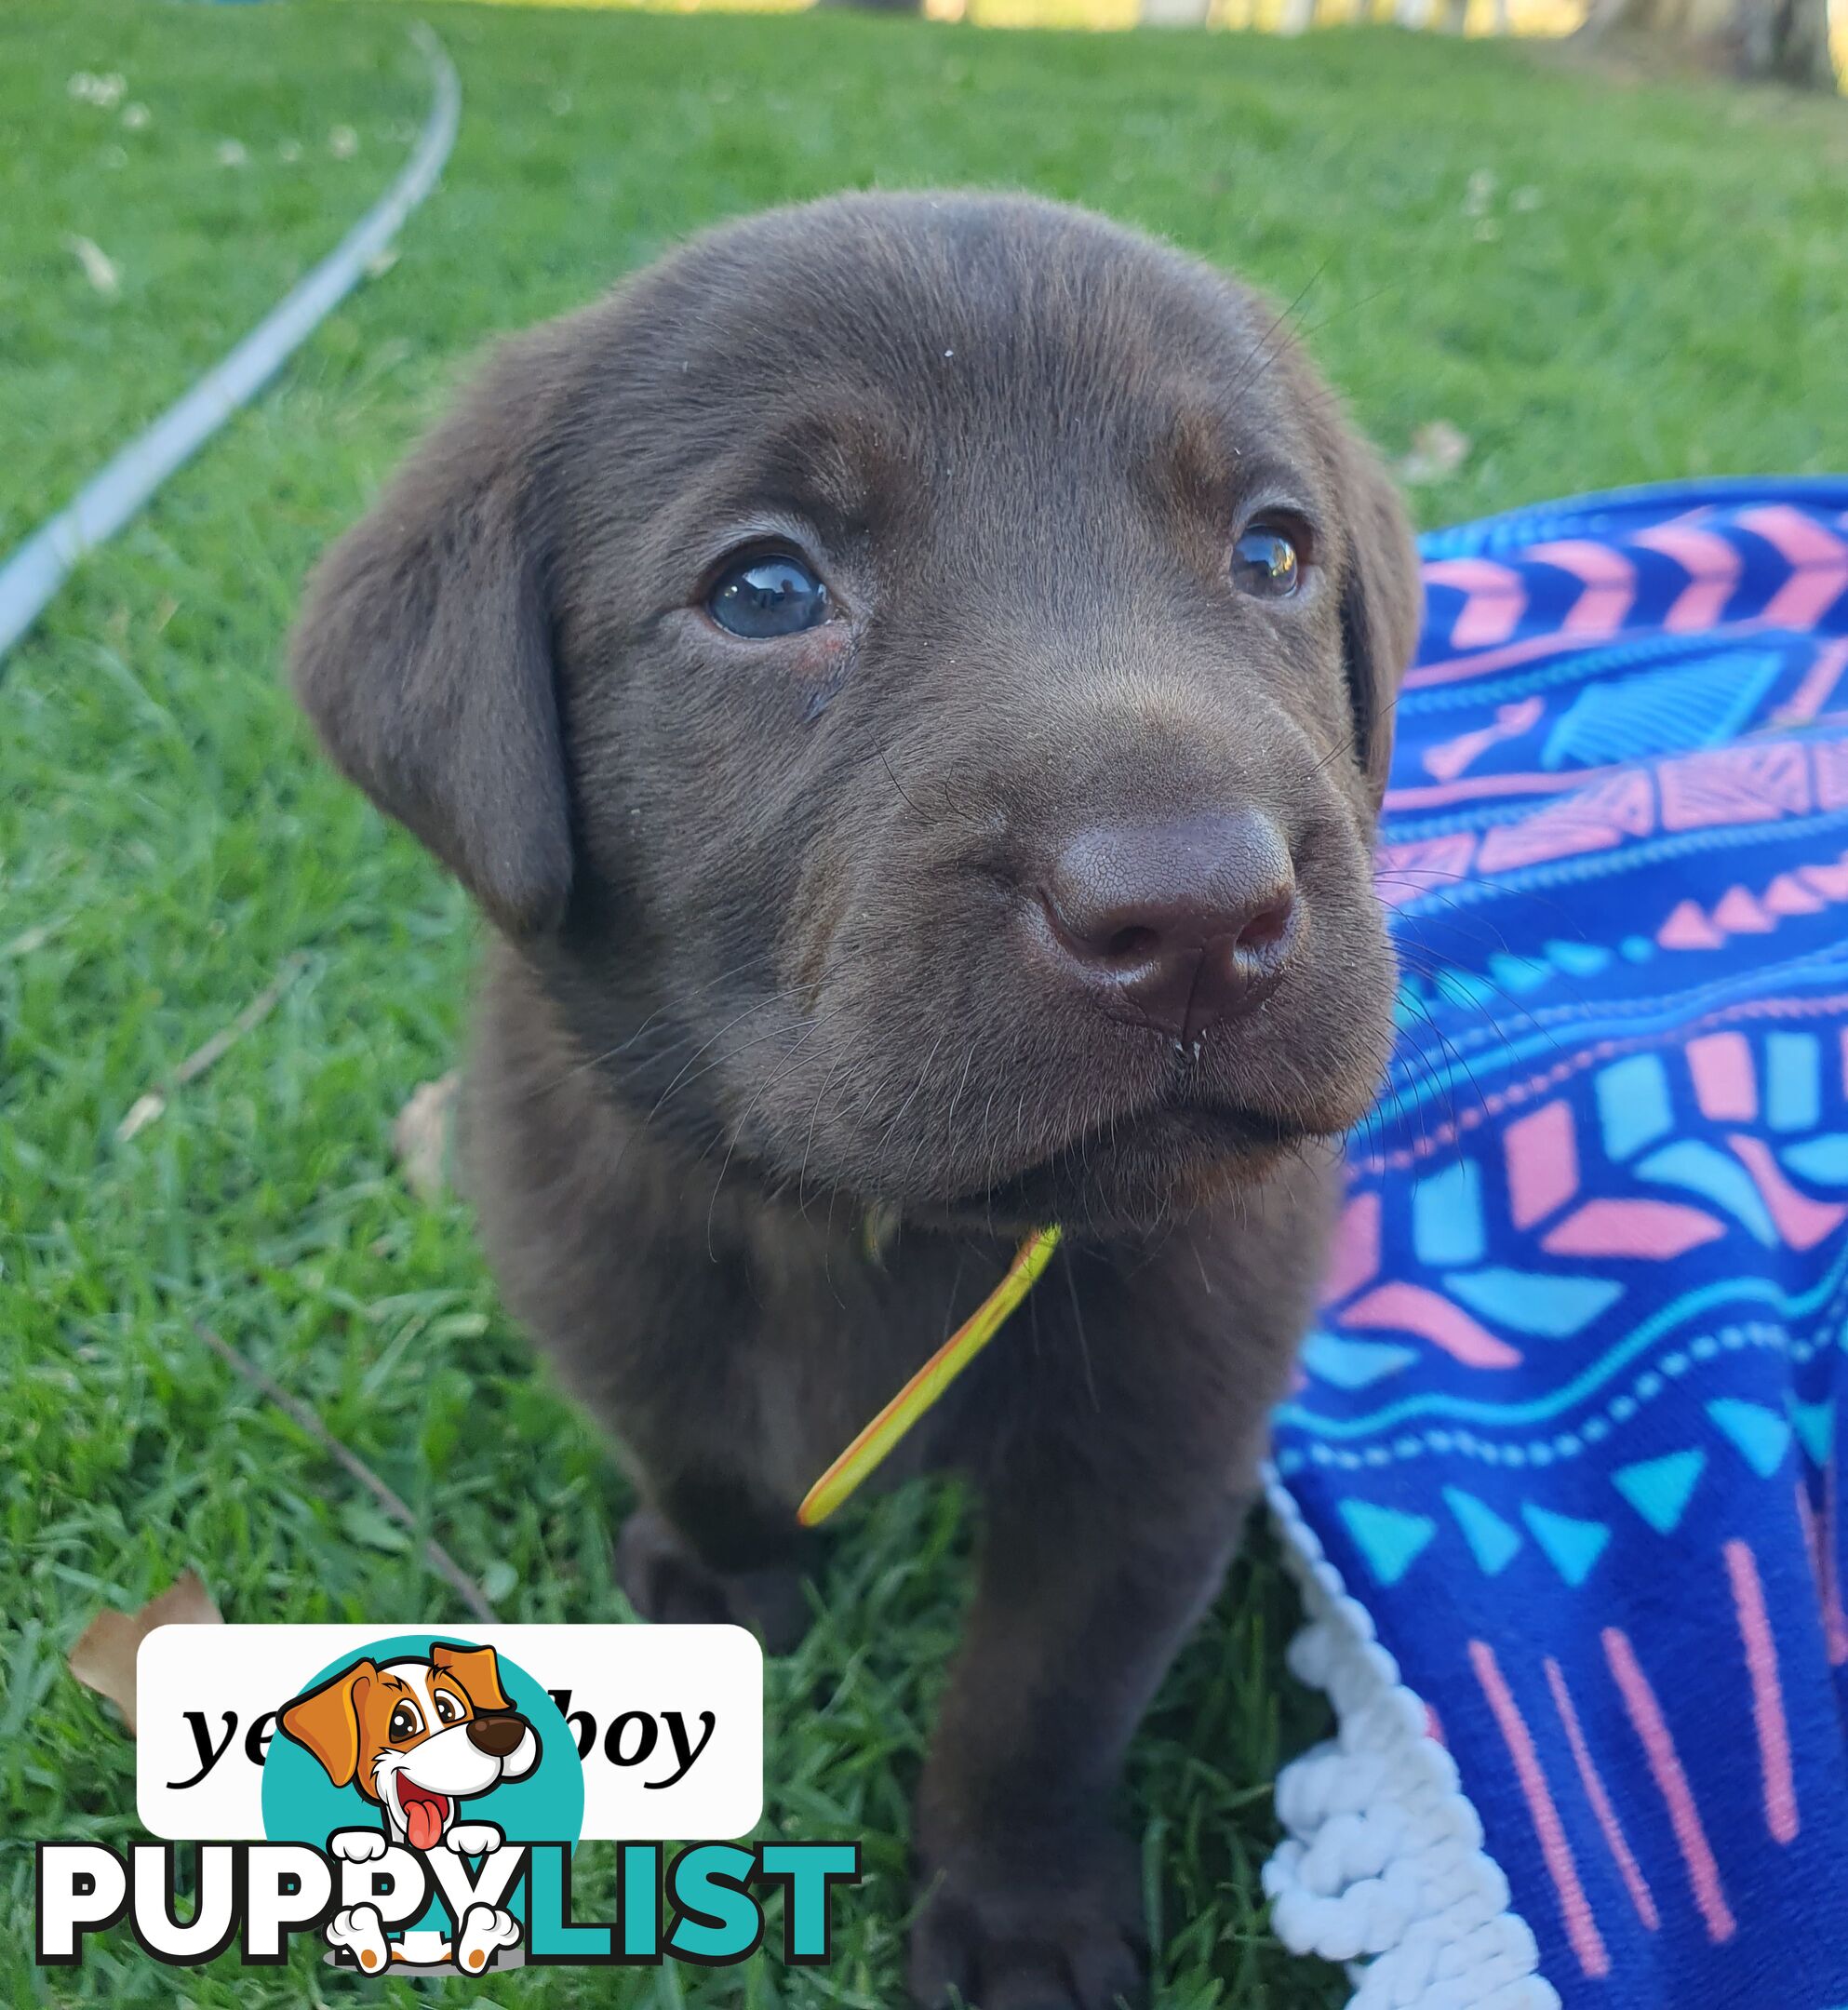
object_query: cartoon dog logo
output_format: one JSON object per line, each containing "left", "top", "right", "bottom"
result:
{"left": 279, "top": 1641, "right": 540, "bottom": 1973}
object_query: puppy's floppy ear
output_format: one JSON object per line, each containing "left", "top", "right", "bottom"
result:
{"left": 280, "top": 1658, "right": 376, "bottom": 1790}
{"left": 288, "top": 354, "right": 572, "bottom": 935}
{"left": 1337, "top": 443, "right": 1423, "bottom": 811}
{"left": 429, "top": 1641, "right": 512, "bottom": 1713}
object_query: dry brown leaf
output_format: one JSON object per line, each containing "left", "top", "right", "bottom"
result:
{"left": 68, "top": 1570, "right": 222, "bottom": 1735}
{"left": 394, "top": 1071, "right": 459, "bottom": 1204}
{"left": 1397, "top": 420, "right": 1472, "bottom": 487}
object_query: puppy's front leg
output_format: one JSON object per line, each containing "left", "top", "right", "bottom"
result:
{"left": 910, "top": 1462, "right": 1249, "bottom": 2010}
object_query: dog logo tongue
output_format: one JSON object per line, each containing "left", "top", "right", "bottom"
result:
{"left": 398, "top": 1780, "right": 448, "bottom": 1852}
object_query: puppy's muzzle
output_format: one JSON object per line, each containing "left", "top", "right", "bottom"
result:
{"left": 1031, "top": 810, "right": 1299, "bottom": 1046}
{"left": 466, "top": 1712, "right": 532, "bottom": 1758}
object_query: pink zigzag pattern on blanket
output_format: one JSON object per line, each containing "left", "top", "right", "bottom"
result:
{"left": 1656, "top": 851, "right": 1848, "bottom": 953}
{"left": 1505, "top": 1098, "right": 1579, "bottom": 1228}
{"left": 1739, "top": 506, "right": 1848, "bottom": 628}
{"left": 1424, "top": 556, "right": 1529, "bottom": 648}
{"left": 1525, "top": 539, "right": 1640, "bottom": 637}
{"left": 1416, "top": 500, "right": 1848, "bottom": 682}
{"left": 1541, "top": 1199, "right": 1723, "bottom": 1259}
{"left": 1339, "top": 1281, "right": 1523, "bottom": 1368}
{"left": 1378, "top": 752, "right": 1846, "bottom": 905}
{"left": 1726, "top": 1134, "right": 1848, "bottom": 1250}
{"left": 1629, "top": 518, "right": 1744, "bottom": 633}
{"left": 1351, "top": 993, "right": 1848, "bottom": 1177}
{"left": 1285, "top": 492, "right": 1848, "bottom": 2004}
{"left": 1324, "top": 1191, "right": 1381, "bottom": 1301}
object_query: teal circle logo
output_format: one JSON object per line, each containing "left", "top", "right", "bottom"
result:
{"left": 262, "top": 1634, "right": 583, "bottom": 1973}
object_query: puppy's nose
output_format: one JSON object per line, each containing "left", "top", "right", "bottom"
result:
{"left": 466, "top": 1713, "right": 529, "bottom": 1757}
{"left": 1038, "top": 813, "right": 1297, "bottom": 1043}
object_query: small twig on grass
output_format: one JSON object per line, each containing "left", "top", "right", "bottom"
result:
{"left": 116, "top": 951, "right": 309, "bottom": 1142}
{"left": 193, "top": 1321, "right": 497, "bottom": 1624}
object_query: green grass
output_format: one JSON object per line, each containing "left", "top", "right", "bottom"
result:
{"left": 4, "top": 2, "right": 1846, "bottom": 2003}
{"left": 0, "top": 8, "right": 432, "bottom": 552}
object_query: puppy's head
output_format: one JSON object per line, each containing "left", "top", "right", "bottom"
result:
{"left": 280, "top": 1646, "right": 538, "bottom": 1847}
{"left": 293, "top": 194, "right": 1418, "bottom": 1235}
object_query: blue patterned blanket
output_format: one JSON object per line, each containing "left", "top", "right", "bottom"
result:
{"left": 1265, "top": 478, "right": 1848, "bottom": 2010}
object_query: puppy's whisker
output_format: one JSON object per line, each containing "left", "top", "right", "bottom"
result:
{"left": 1291, "top": 276, "right": 1405, "bottom": 352}
{"left": 528, "top": 996, "right": 778, "bottom": 1109}
{"left": 873, "top": 1028, "right": 953, "bottom": 1159}
{"left": 795, "top": 1059, "right": 851, "bottom": 1219}
{"left": 878, "top": 746, "right": 932, "bottom": 824}
{"left": 701, "top": 1018, "right": 837, "bottom": 1257}
{"left": 611, "top": 1007, "right": 789, "bottom": 1118}
{"left": 1227, "top": 257, "right": 1332, "bottom": 404}
{"left": 524, "top": 953, "right": 790, "bottom": 1099}
{"left": 1395, "top": 984, "right": 1492, "bottom": 1141}
{"left": 603, "top": 991, "right": 812, "bottom": 1186}
{"left": 1395, "top": 947, "right": 1552, "bottom": 1061}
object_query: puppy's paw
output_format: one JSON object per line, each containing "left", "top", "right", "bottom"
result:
{"left": 327, "top": 1903, "right": 390, "bottom": 1973}
{"left": 908, "top": 1837, "right": 1146, "bottom": 2010}
{"left": 614, "top": 1508, "right": 810, "bottom": 1655}
{"left": 328, "top": 1829, "right": 387, "bottom": 1864}
{"left": 447, "top": 1822, "right": 504, "bottom": 1856}
{"left": 455, "top": 1902, "right": 521, "bottom": 1973}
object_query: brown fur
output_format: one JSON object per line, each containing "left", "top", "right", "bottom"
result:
{"left": 290, "top": 192, "right": 1420, "bottom": 2009}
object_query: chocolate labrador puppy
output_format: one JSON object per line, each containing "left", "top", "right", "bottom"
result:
{"left": 291, "top": 191, "right": 1419, "bottom": 2008}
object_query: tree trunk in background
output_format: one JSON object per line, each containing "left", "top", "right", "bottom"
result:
{"left": 1581, "top": 0, "right": 1731, "bottom": 38}
{"left": 1737, "top": 0, "right": 1838, "bottom": 84}
{"left": 1580, "top": 0, "right": 1837, "bottom": 86}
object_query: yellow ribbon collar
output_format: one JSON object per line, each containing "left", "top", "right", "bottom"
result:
{"left": 797, "top": 1225, "right": 1063, "bottom": 1528}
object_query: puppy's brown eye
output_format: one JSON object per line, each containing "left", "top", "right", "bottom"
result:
{"left": 1231, "top": 524, "right": 1301, "bottom": 598}
{"left": 707, "top": 554, "right": 830, "bottom": 638}
{"left": 434, "top": 1694, "right": 462, "bottom": 1723}
{"left": 388, "top": 1702, "right": 422, "bottom": 1742}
